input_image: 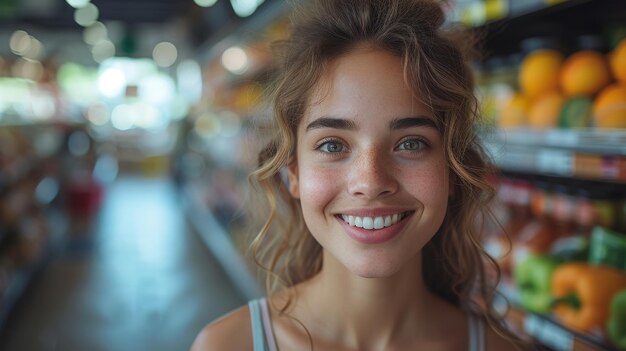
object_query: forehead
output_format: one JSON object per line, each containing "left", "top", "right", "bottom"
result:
{"left": 303, "top": 48, "right": 432, "bottom": 123}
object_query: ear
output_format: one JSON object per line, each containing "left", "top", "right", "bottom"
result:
{"left": 287, "top": 159, "right": 300, "bottom": 199}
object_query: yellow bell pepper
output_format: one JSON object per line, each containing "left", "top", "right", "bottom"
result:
{"left": 551, "top": 262, "right": 626, "bottom": 332}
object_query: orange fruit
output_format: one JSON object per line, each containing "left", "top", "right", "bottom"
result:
{"left": 560, "top": 50, "right": 612, "bottom": 97}
{"left": 499, "top": 93, "right": 530, "bottom": 128}
{"left": 610, "top": 38, "right": 626, "bottom": 83}
{"left": 528, "top": 91, "right": 565, "bottom": 129}
{"left": 519, "top": 49, "right": 564, "bottom": 100}
{"left": 592, "top": 83, "right": 626, "bottom": 128}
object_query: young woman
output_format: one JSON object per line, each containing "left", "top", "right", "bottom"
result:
{"left": 192, "top": 0, "right": 528, "bottom": 350}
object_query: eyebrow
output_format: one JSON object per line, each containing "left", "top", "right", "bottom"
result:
{"left": 389, "top": 116, "right": 438, "bottom": 130}
{"left": 305, "top": 117, "right": 357, "bottom": 132}
{"left": 305, "top": 116, "right": 437, "bottom": 132}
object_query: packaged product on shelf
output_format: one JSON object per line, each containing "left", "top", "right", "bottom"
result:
{"left": 511, "top": 181, "right": 561, "bottom": 267}
{"left": 477, "top": 56, "right": 518, "bottom": 126}
{"left": 547, "top": 187, "right": 596, "bottom": 260}
{"left": 485, "top": 178, "right": 534, "bottom": 276}
{"left": 589, "top": 227, "right": 626, "bottom": 270}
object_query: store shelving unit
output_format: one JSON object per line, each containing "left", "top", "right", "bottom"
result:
{"left": 485, "top": 132, "right": 626, "bottom": 351}
{"left": 482, "top": 129, "right": 626, "bottom": 183}
{"left": 0, "top": 210, "right": 67, "bottom": 332}
{"left": 472, "top": 0, "right": 626, "bottom": 350}
{"left": 496, "top": 282, "right": 621, "bottom": 351}
{"left": 0, "top": 122, "right": 93, "bottom": 333}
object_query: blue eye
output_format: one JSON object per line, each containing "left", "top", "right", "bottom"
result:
{"left": 397, "top": 138, "right": 427, "bottom": 151}
{"left": 318, "top": 140, "right": 346, "bottom": 153}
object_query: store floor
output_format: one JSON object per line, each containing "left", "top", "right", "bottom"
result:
{"left": 0, "top": 174, "right": 246, "bottom": 351}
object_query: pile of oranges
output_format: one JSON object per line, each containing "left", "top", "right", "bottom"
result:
{"left": 499, "top": 38, "right": 626, "bottom": 129}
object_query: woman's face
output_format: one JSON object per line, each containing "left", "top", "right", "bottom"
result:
{"left": 287, "top": 48, "right": 450, "bottom": 278}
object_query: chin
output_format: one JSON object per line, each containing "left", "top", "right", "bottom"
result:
{"left": 344, "top": 258, "right": 406, "bottom": 279}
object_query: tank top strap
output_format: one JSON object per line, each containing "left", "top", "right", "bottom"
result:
{"left": 468, "top": 314, "right": 486, "bottom": 351}
{"left": 260, "top": 298, "right": 279, "bottom": 351}
{"left": 248, "top": 298, "right": 278, "bottom": 351}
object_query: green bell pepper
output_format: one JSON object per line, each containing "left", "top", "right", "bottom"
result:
{"left": 608, "top": 289, "right": 626, "bottom": 350}
{"left": 513, "top": 254, "right": 560, "bottom": 314}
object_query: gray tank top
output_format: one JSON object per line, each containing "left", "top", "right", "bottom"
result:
{"left": 249, "top": 298, "right": 486, "bottom": 351}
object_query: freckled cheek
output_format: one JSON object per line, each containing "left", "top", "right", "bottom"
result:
{"left": 400, "top": 164, "right": 450, "bottom": 207}
{"left": 298, "top": 166, "right": 342, "bottom": 212}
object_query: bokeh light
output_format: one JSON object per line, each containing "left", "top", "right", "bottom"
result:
{"left": 221, "top": 46, "right": 248, "bottom": 74}
{"left": 152, "top": 42, "right": 178, "bottom": 68}
{"left": 194, "top": 0, "right": 218, "bottom": 7}
{"left": 74, "top": 3, "right": 99, "bottom": 27}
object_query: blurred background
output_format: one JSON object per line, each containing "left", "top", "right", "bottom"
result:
{"left": 0, "top": 0, "right": 625, "bottom": 350}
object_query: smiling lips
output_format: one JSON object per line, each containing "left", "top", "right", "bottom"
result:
{"left": 340, "top": 212, "right": 411, "bottom": 230}
{"left": 336, "top": 210, "right": 414, "bottom": 244}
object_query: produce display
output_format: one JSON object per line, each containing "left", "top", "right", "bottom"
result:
{"left": 485, "top": 175, "right": 626, "bottom": 350}
{"left": 551, "top": 262, "right": 626, "bottom": 332}
{"left": 513, "top": 253, "right": 560, "bottom": 314}
{"left": 609, "top": 290, "right": 626, "bottom": 350}
{"left": 487, "top": 37, "right": 626, "bottom": 130}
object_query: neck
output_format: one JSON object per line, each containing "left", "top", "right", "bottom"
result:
{"left": 295, "top": 250, "right": 441, "bottom": 350}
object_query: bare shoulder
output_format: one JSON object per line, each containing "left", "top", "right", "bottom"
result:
{"left": 190, "top": 305, "right": 253, "bottom": 351}
{"left": 485, "top": 325, "right": 532, "bottom": 351}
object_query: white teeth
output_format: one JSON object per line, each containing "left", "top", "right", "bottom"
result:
{"left": 354, "top": 217, "right": 363, "bottom": 228}
{"left": 363, "top": 217, "right": 374, "bottom": 229}
{"left": 340, "top": 212, "right": 407, "bottom": 230}
{"left": 373, "top": 217, "right": 384, "bottom": 229}
{"left": 384, "top": 216, "right": 391, "bottom": 227}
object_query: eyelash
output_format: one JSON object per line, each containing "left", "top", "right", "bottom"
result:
{"left": 314, "top": 137, "right": 347, "bottom": 154}
{"left": 313, "top": 137, "right": 431, "bottom": 154}
{"left": 395, "top": 137, "right": 430, "bottom": 152}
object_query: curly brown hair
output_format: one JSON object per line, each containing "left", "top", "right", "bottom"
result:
{"left": 248, "top": 0, "right": 522, "bottom": 347}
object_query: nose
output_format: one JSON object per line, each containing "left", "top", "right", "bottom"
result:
{"left": 347, "top": 148, "right": 398, "bottom": 199}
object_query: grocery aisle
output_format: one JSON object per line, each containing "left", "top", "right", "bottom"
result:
{"left": 0, "top": 174, "right": 246, "bottom": 351}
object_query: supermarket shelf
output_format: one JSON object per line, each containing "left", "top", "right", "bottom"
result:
{"left": 0, "top": 157, "right": 37, "bottom": 194}
{"left": 505, "top": 306, "right": 620, "bottom": 351}
{"left": 0, "top": 210, "right": 67, "bottom": 333}
{"left": 182, "top": 184, "right": 262, "bottom": 301}
{"left": 482, "top": 129, "right": 626, "bottom": 183}
{"left": 474, "top": 0, "right": 626, "bottom": 59}
{"left": 497, "top": 283, "right": 619, "bottom": 351}
{"left": 486, "top": 129, "right": 626, "bottom": 154}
